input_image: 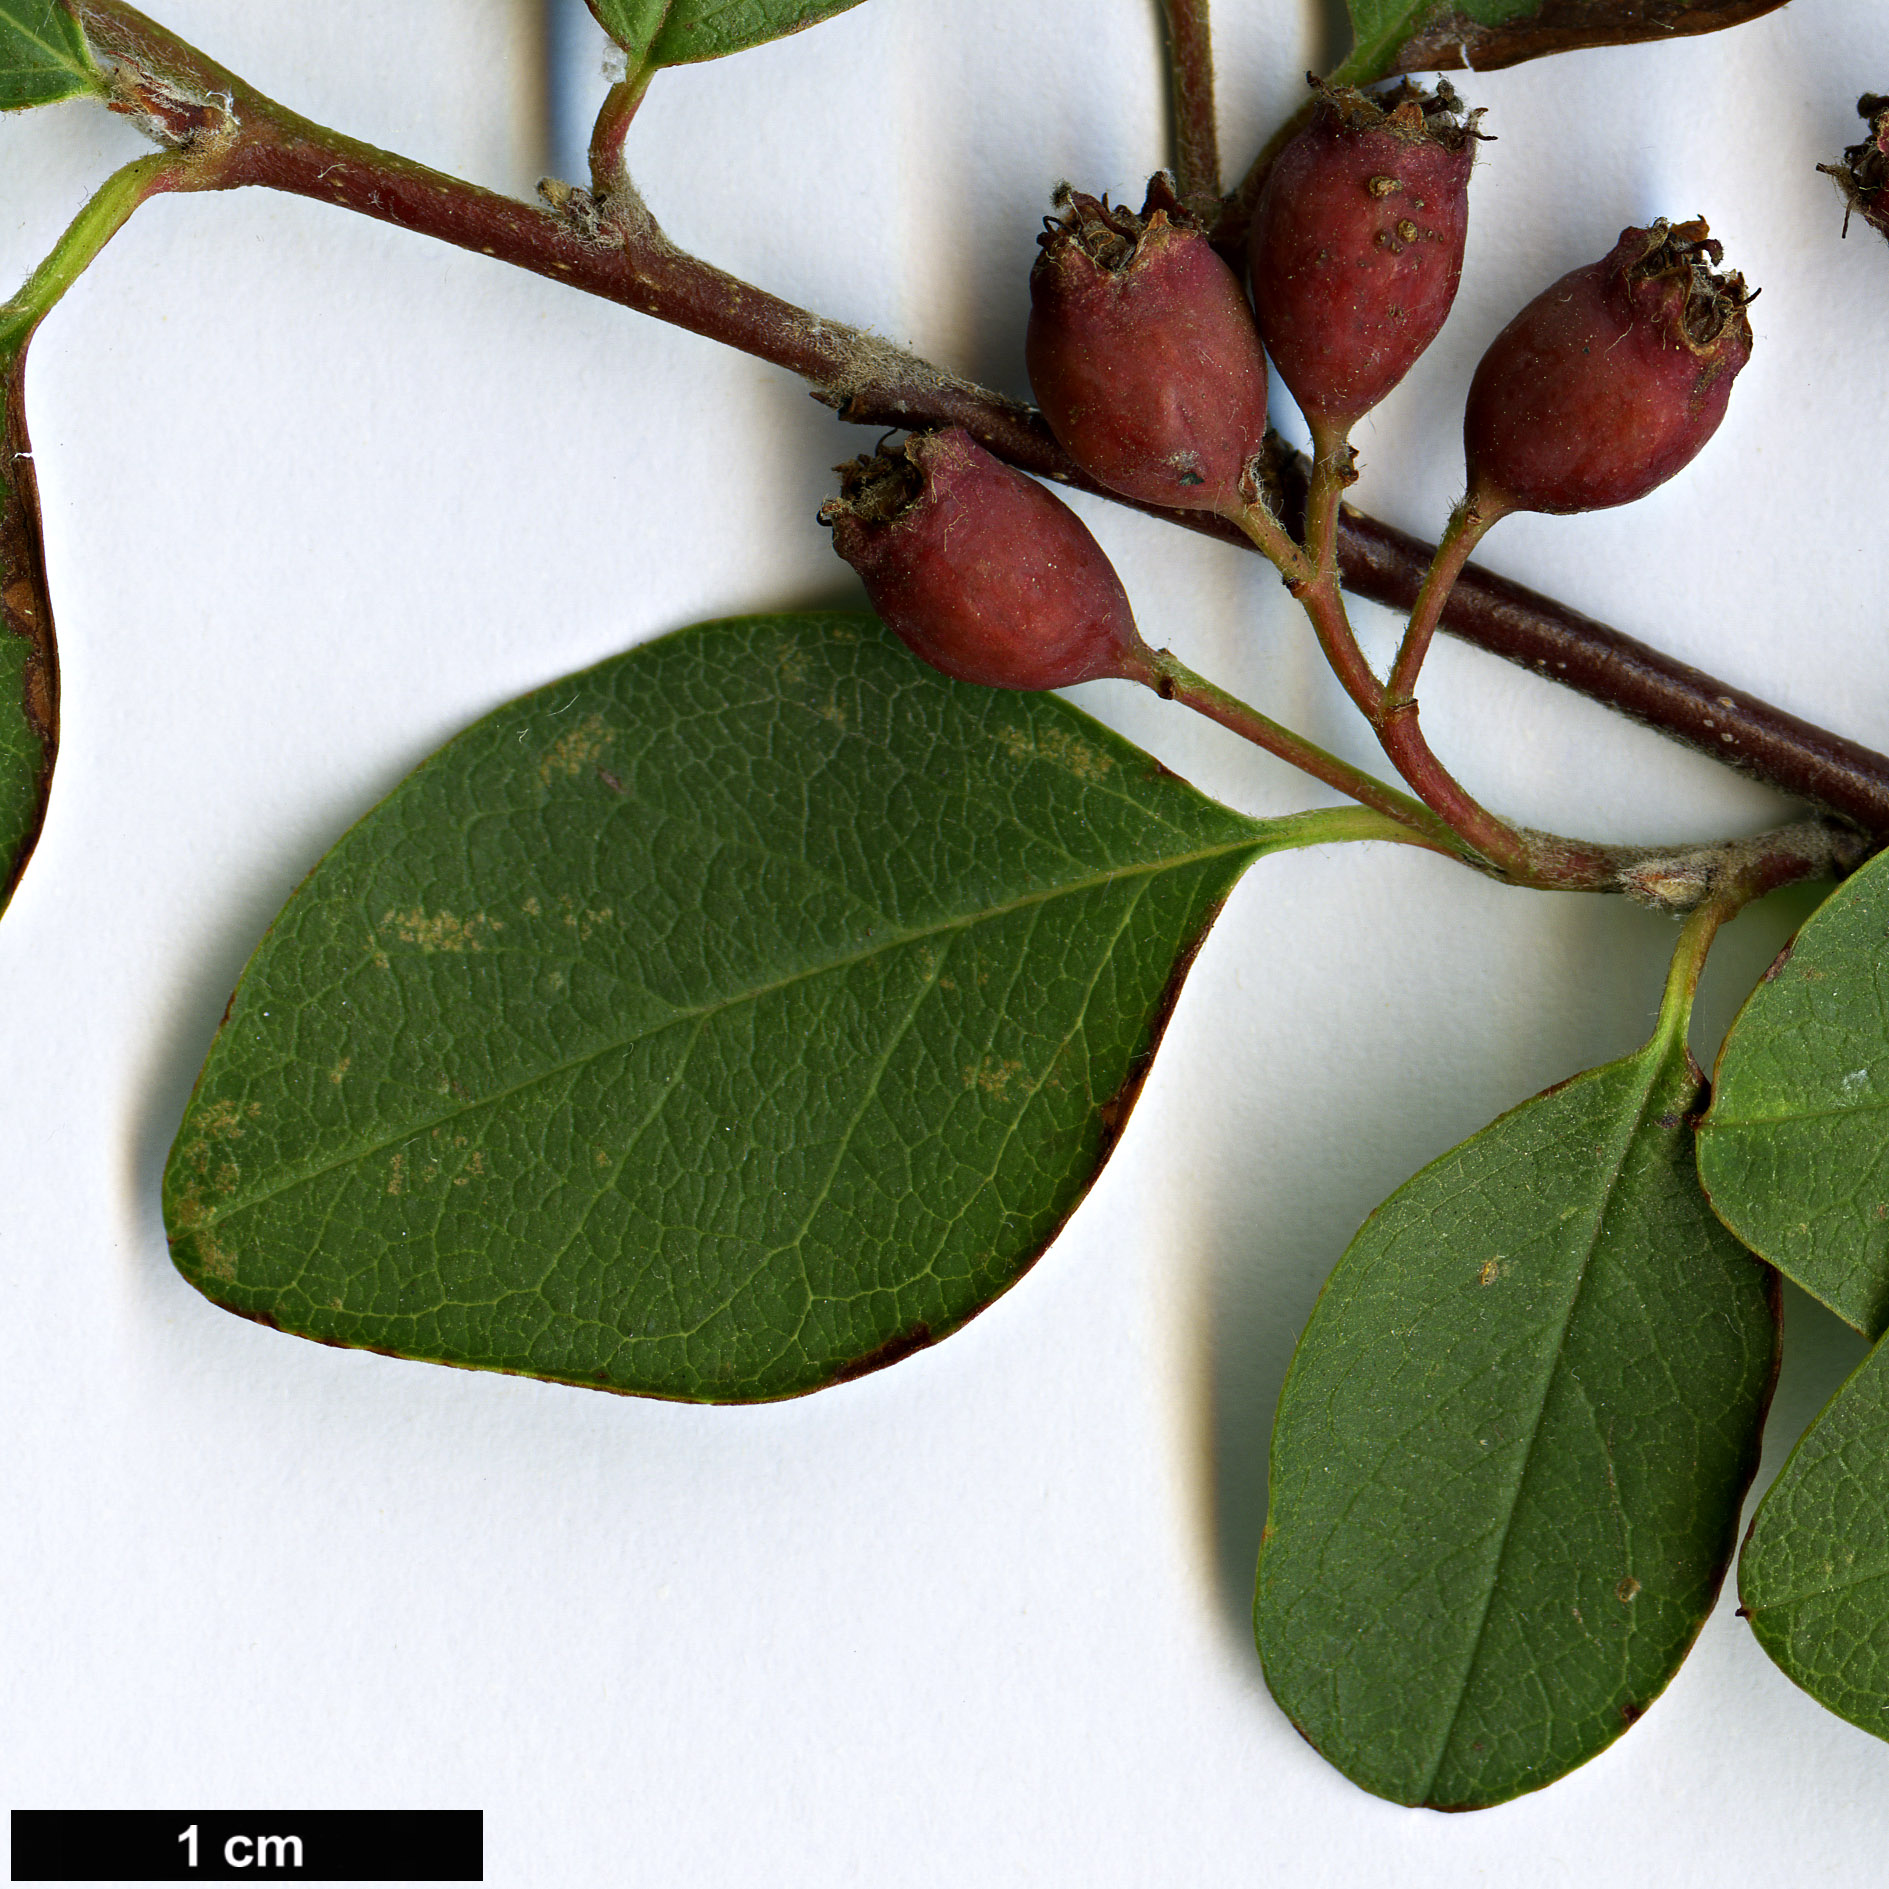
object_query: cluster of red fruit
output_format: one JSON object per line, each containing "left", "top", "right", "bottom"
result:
{"left": 822, "top": 79, "right": 1755, "bottom": 699}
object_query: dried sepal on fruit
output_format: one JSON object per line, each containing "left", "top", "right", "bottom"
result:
{"left": 819, "top": 427, "right": 1156, "bottom": 692}
{"left": 1820, "top": 93, "right": 1889, "bottom": 242}
{"left": 1463, "top": 220, "right": 1754, "bottom": 518}
{"left": 1247, "top": 77, "right": 1482, "bottom": 439}
{"left": 1026, "top": 175, "right": 1269, "bottom": 517}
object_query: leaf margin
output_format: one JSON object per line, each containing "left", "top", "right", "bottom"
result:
{"left": 163, "top": 611, "right": 1393, "bottom": 1403}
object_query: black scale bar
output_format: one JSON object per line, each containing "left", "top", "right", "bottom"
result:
{"left": 11, "top": 1811, "right": 482, "bottom": 1882}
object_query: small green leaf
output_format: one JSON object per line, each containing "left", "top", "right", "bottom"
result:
{"left": 1255, "top": 939, "right": 1777, "bottom": 1809}
{"left": 1740, "top": 1333, "right": 1889, "bottom": 1743}
{"left": 645, "top": 0, "right": 870, "bottom": 69}
{"left": 0, "top": 0, "right": 97, "bottom": 111}
{"left": 165, "top": 612, "right": 1365, "bottom": 1402}
{"left": 1335, "top": 0, "right": 1788, "bottom": 86}
{"left": 582, "top": 0, "right": 672, "bottom": 69}
{"left": 0, "top": 343, "right": 58, "bottom": 912}
{"left": 1699, "top": 856, "right": 1889, "bottom": 1340}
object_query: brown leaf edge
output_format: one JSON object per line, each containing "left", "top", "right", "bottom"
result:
{"left": 1387, "top": 0, "right": 1790, "bottom": 76}
{"left": 0, "top": 342, "right": 58, "bottom": 914}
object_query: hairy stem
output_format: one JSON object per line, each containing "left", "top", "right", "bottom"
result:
{"left": 1158, "top": 0, "right": 1220, "bottom": 211}
{"left": 66, "top": 1, "right": 1889, "bottom": 844}
{"left": 0, "top": 149, "right": 190, "bottom": 356}
{"left": 588, "top": 70, "right": 655, "bottom": 198}
{"left": 1293, "top": 578, "right": 1383, "bottom": 725}
{"left": 1386, "top": 499, "right": 1499, "bottom": 708}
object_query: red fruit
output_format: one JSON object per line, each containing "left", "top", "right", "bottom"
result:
{"left": 1463, "top": 220, "right": 1754, "bottom": 517}
{"left": 819, "top": 428, "right": 1154, "bottom": 691}
{"left": 1248, "top": 79, "right": 1480, "bottom": 436}
{"left": 1027, "top": 176, "right": 1269, "bottom": 516}
{"left": 1821, "top": 94, "right": 1889, "bottom": 243}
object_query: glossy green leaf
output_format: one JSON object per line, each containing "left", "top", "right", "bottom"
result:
{"left": 1740, "top": 1332, "right": 1889, "bottom": 1743}
{"left": 1699, "top": 856, "right": 1889, "bottom": 1340}
{"left": 0, "top": 0, "right": 96, "bottom": 111}
{"left": 0, "top": 343, "right": 57, "bottom": 912}
{"left": 586, "top": 0, "right": 867, "bottom": 71}
{"left": 1255, "top": 936, "right": 1778, "bottom": 1809}
{"left": 165, "top": 612, "right": 1376, "bottom": 1402}
{"left": 1334, "top": 0, "right": 1788, "bottom": 85}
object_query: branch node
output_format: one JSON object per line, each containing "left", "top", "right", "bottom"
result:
{"left": 101, "top": 55, "right": 237, "bottom": 152}
{"left": 536, "top": 178, "right": 624, "bottom": 249}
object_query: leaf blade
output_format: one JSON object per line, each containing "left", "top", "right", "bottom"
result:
{"left": 1740, "top": 1335, "right": 1889, "bottom": 1743}
{"left": 0, "top": 0, "right": 97, "bottom": 111}
{"left": 646, "top": 0, "right": 871, "bottom": 68}
{"left": 0, "top": 342, "right": 58, "bottom": 912}
{"left": 1699, "top": 857, "right": 1889, "bottom": 1340}
{"left": 164, "top": 613, "right": 1340, "bottom": 1401}
{"left": 1256, "top": 1013, "right": 1777, "bottom": 1807}
{"left": 1336, "top": 0, "right": 1789, "bottom": 85}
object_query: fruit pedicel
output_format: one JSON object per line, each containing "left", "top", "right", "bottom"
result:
{"left": 820, "top": 77, "right": 1753, "bottom": 900}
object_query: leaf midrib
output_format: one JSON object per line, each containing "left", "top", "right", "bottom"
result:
{"left": 1707, "top": 1096, "right": 1889, "bottom": 1131}
{"left": 0, "top": 2, "right": 85, "bottom": 71}
{"left": 191, "top": 832, "right": 1265, "bottom": 1228}
{"left": 1417, "top": 1041, "right": 1673, "bottom": 1802}
{"left": 1748, "top": 1556, "right": 1889, "bottom": 1615}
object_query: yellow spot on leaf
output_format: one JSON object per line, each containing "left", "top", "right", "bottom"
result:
{"left": 196, "top": 1099, "right": 245, "bottom": 1141}
{"left": 555, "top": 894, "right": 613, "bottom": 942}
{"left": 538, "top": 711, "right": 611, "bottom": 785}
{"left": 964, "top": 1057, "right": 1025, "bottom": 1099}
{"left": 994, "top": 723, "right": 1115, "bottom": 782}
{"left": 196, "top": 1231, "right": 238, "bottom": 1282}
{"left": 381, "top": 907, "right": 502, "bottom": 953}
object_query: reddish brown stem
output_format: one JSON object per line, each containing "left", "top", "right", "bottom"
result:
{"left": 1158, "top": 0, "right": 1221, "bottom": 211}
{"left": 1385, "top": 497, "right": 1499, "bottom": 707}
{"left": 1294, "top": 577, "right": 1383, "bottom": 724}
{"left": 67, "top": 1, "right": 1889, "bottom": 843}
{"left": 1331, "top": 500, "right": 1889, "bottom": 835}
{"left": 1147, "top": 651, "right": 1463, "bottom": 853}
{"left": 1291, "top": 579, "right": 1536, "bottom": 879}
{"left": 588, "top": 72, "right": 653, "bottom": 198}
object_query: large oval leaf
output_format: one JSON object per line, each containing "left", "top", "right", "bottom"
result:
{"left": 0, "top": 0, "right": 96, "bottom": 111}
{"left": 0, "top": 343, "right": 58, "bottom": 911}
{"left": 1336, "top": 0, "right": 1789, "bottom": 86}
{"left": 1255, "top": 962, "right": 1778, "bottom": 1809}
{"left": 1740, "top": 1333, "right": 1889, "bottom": 1743}
{"left": 164, "top": 612, "right": 1367, "bottom": 1402}
{"left": 1699, "top": 856, "right": 1889, "bottom": 1340}
{"left": 586, "top": 0, "right": 868, "bottom": 72}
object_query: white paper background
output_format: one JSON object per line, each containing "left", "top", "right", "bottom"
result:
{"left": 5, "top": 1, "right": 1888, "bottom": 1881}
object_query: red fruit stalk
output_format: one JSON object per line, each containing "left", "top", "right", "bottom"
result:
{"left": 1464, "top": 220, "right": 1754, "bottom": 518}
{"left": 1247, "top": 79, "right": 1481, "bottom": 441}
{"left": 819, "top": 428, "right": 1155, "bottom": 691}
{"left": 1821, "top": 94, "right": 1889, "bottom": 243}
{"left": 1026, "top": 176, "right": 1269, "bottom": 518}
